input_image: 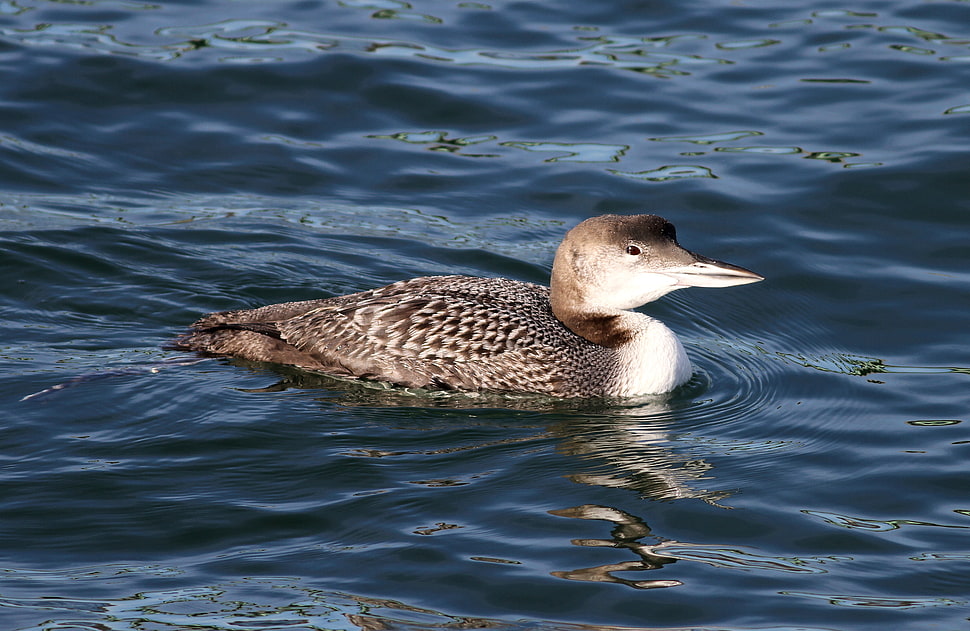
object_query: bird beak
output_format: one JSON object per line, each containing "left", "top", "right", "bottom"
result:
{"left": 663, "top": 252, "right": 764, "bottom": 288}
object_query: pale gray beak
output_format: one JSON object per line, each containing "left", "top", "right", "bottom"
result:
{"left": 663, "top": 252, "right": 764, "bottom": 288}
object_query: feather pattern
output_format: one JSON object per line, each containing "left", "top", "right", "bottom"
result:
{"left": 175, "top": 275, "right": 618, "bottom": 397}
{"left": 172, "top": 214, "right": 762, "bottom": 398}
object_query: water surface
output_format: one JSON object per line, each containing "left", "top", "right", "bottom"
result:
{"left": 2, "top": 1, "right": 970, "bottom": 629}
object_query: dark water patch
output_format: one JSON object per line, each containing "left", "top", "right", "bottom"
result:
{"left": 2, "top": 1, "right": 969, "bottom": 206}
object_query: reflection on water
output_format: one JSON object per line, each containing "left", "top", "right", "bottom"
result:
{"left": 1, "top": 15, "right": 728, "bottom": 72}
{"left": 5, "top": 0, "right": 970, "bottom": 626}
{"left": 6, "top": 6, "right": 969, "bottom": 74}
{"left": 550, "top": 504, "right": 682, "bottom": 590}
{"left": 776, "top": 352, "right": 970, "bottom": 378}
{"left": 22, "top": 354, "right": 761, "bottom": 505}
{"left": 780, "top": 590, "right": 964, "bottom": 610}
{"left": 367, "top": 131, "right": 501, "bottom": 158}
{"left": 609, "top": 165, "right": 718, "bottom": 182}
{"left": 0, "top": 566, "right": 866, "bottom": 631}
{"left": 551, "top": 413, "right": 737, "bottom": 505}
{"left": 206, "top": 360, "right": 768, "bottom": 504}
{"left": 650, "top": 133, "right": 873, "bottom": 167}
{"left": 21, "top": 327, "right": 791, "bottom": 509}
{"left": 803, "top": 509, "right": 970, "bottom": 533}
{"left": 549, "top": 502, "right": 848, "bottom": 591}
{"left": 0, "top": 575, "right": 520, "bottom": 631}
{"left": 501, "top": 142, "right": 628, "bottom": 163}
{"left": 366, "top": 126, "right": 879, "bottom": 177}
{"left": 9, "top": 11, "right": 958, "bottom": 75}
{"left": 648, "top": 131, "right": 764, "bottom": 145}
{"left": 648, "top": 542, "right": 839, "bottom": 574}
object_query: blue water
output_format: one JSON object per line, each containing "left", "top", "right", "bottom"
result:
{"left": 3, "top": 1, "right": 970, "bottom": 629}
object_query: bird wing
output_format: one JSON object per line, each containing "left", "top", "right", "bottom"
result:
{"left": 280, "top": 282, "right": 547, "bottom": 361}
{"left": 273, "top": 276, "right": 562, "bottom": 390}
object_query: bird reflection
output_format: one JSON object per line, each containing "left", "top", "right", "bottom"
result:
{"left": 232, "top": 359, "right": 735, "bottom": 506}
{"left": 549, "top": 504, "right": 682, "bottom": 589}
{"left": 551, "top": 411, "right": 737, "bottom": 506}
{"left": 229, "top": 360, "right": 667, "bottom": 412}
{"left": 217, "top": 360, "right": 738, "bottom": 592}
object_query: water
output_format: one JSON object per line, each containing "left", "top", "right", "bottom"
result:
{"left": 2, "top": 1, "right": 970, "bottom": 629}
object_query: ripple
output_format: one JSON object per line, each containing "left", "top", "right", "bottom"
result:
{"left": 0, "top": 15, "right": 735, "bottom": 76}
{"left": 0, "top": 569, "right": 846, "bottom": 631}
{"left": 645, "top": 131, "right": 874, "bottom": 168}
{"left": 648, "top": 542, "right": 843, "bottom": 574}
{"left": 609, "top": 165, "right": 718, "bottom": 181}
{"left": 907, "top": 419, "right": 962, "bottom": 427}
{"left": 715, "top": 145, "right": 803, "bottom": 155}
{"left": 648, "top": 131, "right": 765, "bottom": 145}
{"left": 716, "top": 39, "right": 782, "bottom": 50}
{"left": 2, "top": 1, "right": 970, "bottom": 629}
{"left": 890, "top": 44, "right": 935, "bottom": 56}
{"left": 502, "top": 141, "right": 628, "bottom": 163}
{"left": 367, "top": 132, "right": 637, "bottom": 163}
{"left": 776, "top": 354, "right": 970, "bottom": 379}
{"left": 782, "top": 590, "right": 965, "bottom": 609}
{"left": 0, "top": 134, "right": 90, "bottom": 160}
{"left": 911, "top": 552, "right": 970, "bottom": 561}
{"left": 0, "top": 579, "right": 497, "bottom": 631}
{"left": 366, "top": 124, "right": 872, "bottom": 179}
{"left": 549, "top": 504, "right": 683, "bottom": 590}
{"left": 5, "top": 21, "right": 180, "bottom": 61}
{"left": 811, "top": 10, "right": 878, "bottom": 19}
{"left": 366, "top": 127, "right": 878, "bottom": 182}
{"left": 943, "top": 104, "right": 970, "bottom": 115}
{"left": 5, "top": 2, "right": 966, "bottom": 83}
{"left": 367, "top": 130, "right": 500, "bottom": 158}
{"left": 803, "top": 510, "right": 970, "bottom": 532}
{"left": 679, "top": 340, "right": 783, "bottom": 429}
{"left": 553, "top": 415, "right": 741, "bottom": 504}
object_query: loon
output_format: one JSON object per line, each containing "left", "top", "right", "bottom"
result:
{"left": 172, "top": 214, "right": 762, "bottom": 398}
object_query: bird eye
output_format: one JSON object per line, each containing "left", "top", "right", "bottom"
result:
{"left": 625, "top": 245, "right": 642, "bottom": 256}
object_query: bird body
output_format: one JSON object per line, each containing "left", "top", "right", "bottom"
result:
{"left": 173, "top": 214, "right": 762, "bottom": 398}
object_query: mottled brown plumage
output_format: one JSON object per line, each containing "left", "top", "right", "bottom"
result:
{"left": 172, "top": 214, "right": 763, "bottom": 397}
{"left": 174, "top": 275, "right": 616, "bottom": 397}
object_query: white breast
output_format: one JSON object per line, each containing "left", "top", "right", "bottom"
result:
{"left": 609, "top": 313, "right": 692, "bottom": 397}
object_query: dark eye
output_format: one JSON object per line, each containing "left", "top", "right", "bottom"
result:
{"left": 625, "top": 245, "right": 641, "bottom": 256}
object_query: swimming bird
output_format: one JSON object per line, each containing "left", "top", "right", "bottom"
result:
{"left": 172, "top": 214, "right": 762, "bottom": 398}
